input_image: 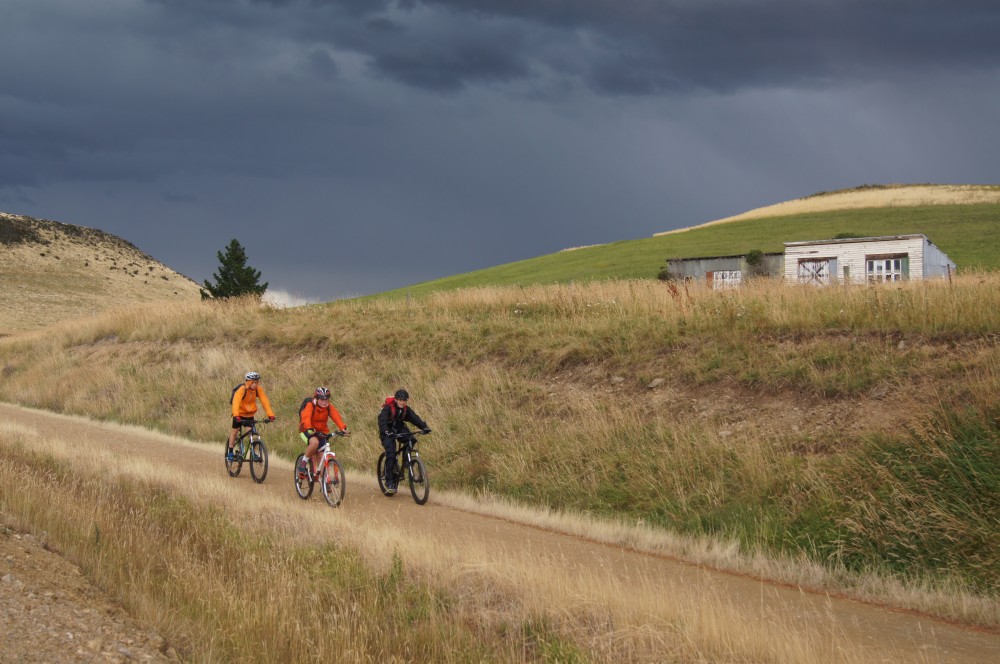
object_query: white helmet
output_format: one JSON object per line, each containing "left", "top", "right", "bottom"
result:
{"left": 245, "top": 371, "right": 261, "bottom": 381}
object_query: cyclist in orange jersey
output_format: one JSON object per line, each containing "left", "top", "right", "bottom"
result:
{"left": 297, "top": 386, "right": 350, "bottom": 478}
{"left": 227, "top": 371, "right": 275, "bottom": 461}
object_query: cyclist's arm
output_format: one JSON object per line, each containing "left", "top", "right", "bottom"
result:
{"left": 257, "top": 386, "right": 276, "bottom": 419}
{"left": 329, "top": 403, "right": 347, "bottom": 431}
{"left": 232, "top": 385, "right": 247, "bottom": 418}
{"left": 403, "top": 408, "right": 428, "bottom": 431}
{"left": 377, "top": 405, "right": 391, "bottom": 436}
{"left": 300, "top": 400, "right": 314, "bottom": 433}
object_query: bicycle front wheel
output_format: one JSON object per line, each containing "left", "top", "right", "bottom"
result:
{"left": 225, "top": 441, "right": 243, "bottom": 477}
{"left": 294, "top": 454, "right": 313, "bottom": 499}
{"left": 321, "top": 458, "right": 345, "bottom": 508}
{"left": 408, "top": 458, "right": 430, "bottom": 505}
{"left": 249, "top": 439, "right": 268, "bottom": 483}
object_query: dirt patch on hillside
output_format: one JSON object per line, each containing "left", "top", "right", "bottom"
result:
{"left": 0, "top": 212, "right": 201, "bottom": 334}
{"left": 0, "top": 513, "right": 177, "bottom": 663}
{"left": 656, "top": 184, "right": 1000, "bottom": 236}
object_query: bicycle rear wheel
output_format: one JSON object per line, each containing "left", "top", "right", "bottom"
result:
{"left": 376, "top": 452, "right": 392, "bottom": 495}
{"left": 249, "top": 440, "right": 268, "bottom": 483}
{"left": 294, "top": 454, "right": 313, "bottom": 499}
{"left": 225, "top": 441, "right": 243, "bottom": 477}
{"left": 321, "top": 458, "right": 345, "bottom": 508}
{"left": 408, "top": 458, "right": 430, "bottom": 505}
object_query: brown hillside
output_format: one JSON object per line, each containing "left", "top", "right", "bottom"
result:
{"left": 655, "top": 183, "right": 1000, "bottom": 236}
{"left": 0, "top": 212, "right": 201, "bottom": 334}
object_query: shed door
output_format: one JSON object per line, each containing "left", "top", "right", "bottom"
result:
{"left": 797, "top": 258, "right": 832, "bottom": 285}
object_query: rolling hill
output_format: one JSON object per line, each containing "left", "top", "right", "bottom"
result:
{"left": 0, "top": 212, "right": 201, "bottom": 334}
{"left": 383, "top": 184, "right": 1000, "bottom": 297}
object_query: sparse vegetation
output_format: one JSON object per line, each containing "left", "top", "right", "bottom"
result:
{"left": 1, "top": 421, "right": 896, "bottom": 663}
{"left": 1, "top": 276, "right": 998, "bottom": 628}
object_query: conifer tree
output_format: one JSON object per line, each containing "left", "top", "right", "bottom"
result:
{"left": 200, "top": 239, "right": 268, "bottom": 299}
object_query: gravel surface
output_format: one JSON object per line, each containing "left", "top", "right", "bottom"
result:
{"left": 0, "top": 514, "right": 177, "bottom": 664}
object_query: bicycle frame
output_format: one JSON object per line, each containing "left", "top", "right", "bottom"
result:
{"left": 296, "top": 431, "right": 346, "bottom": 507}
{"left": 234, "top": 421, "right": 263, "bottom": 460}
{"left": 379, "top": 430, "right": 429, "bottom": 504}
{"left": 226, "top": 419, "right": 270, "bottom": 483}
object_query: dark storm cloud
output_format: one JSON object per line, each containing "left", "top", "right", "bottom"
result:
{"left": 137, "top": 0, "right": 1000, "bottom": 95}
{"left": 2, "top": 0, "right": 998, "bottom": 299}
{"left": 415, "top": 0, "right": 1000, "bottom": 93}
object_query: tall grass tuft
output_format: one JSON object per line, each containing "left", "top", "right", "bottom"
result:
{"left": 2, "top": 275, "right": 1000, "bottom": 624}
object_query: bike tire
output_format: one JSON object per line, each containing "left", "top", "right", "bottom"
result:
{"left": 376, "top": 452, "right": 393, "bottom": 496}
{"left": 321, "top": 458, "right": 345, "bottom": 508}
{"left": 249, "top": 439, "right": 268, "bottom": 483}
{"left": 294, "top": 453, "right": 313, "bottom": 499}
{"left": 225, "top": 441, "right": 243, "bottom": 477}
{"left": 408, "top": 457, "right": 430, "bottom": 505}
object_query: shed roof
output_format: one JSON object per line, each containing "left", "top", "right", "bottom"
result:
{"left": 783, "top": 234, "right": 929, "bottom": 248}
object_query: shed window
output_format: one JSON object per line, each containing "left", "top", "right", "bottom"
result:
{"left": 866, "top": 254, "right": 909, "bottom": 282}
{"left": 710, "top": 270, "right": 742, "bottom": 289}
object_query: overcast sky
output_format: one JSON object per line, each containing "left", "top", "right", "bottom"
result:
{"left": 2, "top": 1, "right": 998, "bottom": 302}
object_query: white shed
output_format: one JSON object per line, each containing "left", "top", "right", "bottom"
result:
{"left": 783, "top": 234, "right": 956, "bottom": 285}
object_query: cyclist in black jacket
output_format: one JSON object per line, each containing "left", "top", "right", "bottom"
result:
{"left": 378, "top": 388, "right": 430, "bottom": 494}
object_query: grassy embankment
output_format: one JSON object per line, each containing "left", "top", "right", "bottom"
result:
{"left": 1, "top": 275, "right": 998, "bottom": 626}
{"left": 2, "top": 420, "right": 892, "bottom": 664}
{"left": 382, "top": 204, "right": 1000, "bottom": 296}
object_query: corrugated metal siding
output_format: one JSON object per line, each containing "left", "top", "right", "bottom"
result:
{"left": 922, "top": 241, "right": 957, "bottom": 278}
{"left": 666, "top": 254, "right": 784, "bottom": 282}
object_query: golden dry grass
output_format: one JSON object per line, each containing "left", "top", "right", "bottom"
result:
{"left": 0, "top": 415, "right": 955, "bottom": 663}
{"left": 1, "top": 275, "right": 998, "bottom": 630}
{"left": 655, "top": 183, "right": 1000, "bottom": 235}
{"left": 0, "top": 211, "right": 201, "bottom": 334}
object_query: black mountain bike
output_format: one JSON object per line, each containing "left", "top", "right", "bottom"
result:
{"left": 377, "top": 430, "right": 430, "bottom": 505}
{"left": 224, "top": 419, "right": 270, "bottom": 483}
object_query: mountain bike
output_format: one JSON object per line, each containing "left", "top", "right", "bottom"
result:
{"left": 294, "top": 431, "right": 346, "bottom": 508}
{"left": 377, "top": 430, "right": 430, "bottom": 505}
{"left": 224, "top": 419, "right": 270, "bottom": 483}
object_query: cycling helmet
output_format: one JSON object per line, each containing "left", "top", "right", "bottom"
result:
{"left": 315, "top": 387, "right": 331, "bottom": 400}
{"left": 394, "top": 388, "right": 409, "bottom": 401}
{"left": 245, "top": 371, "right": 261, "bottom": 381}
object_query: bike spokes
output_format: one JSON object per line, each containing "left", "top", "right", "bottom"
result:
{"left": 321, "top": 458, "right": 345, "bottom": 508}
{"left": 408, "top": 458, "right": 430, "bottom": 505}
{"left": 294, "top": 454, "right": 314, "bottom": 499}
{"left": 225, "top": 441, "right": 243, "bottom": 477}
{"left": 249, "top": 440, "right": 268, "bottom": 483}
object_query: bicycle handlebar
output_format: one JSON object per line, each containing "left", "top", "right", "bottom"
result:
{"left": 389, "top": 430, "right": 430, "bottom": 439}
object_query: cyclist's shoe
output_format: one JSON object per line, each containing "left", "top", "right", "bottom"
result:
{"left": 226, "top": 449, "right": 235, "bottom": 462}
{"left": 296, "top": 461, "right": 309, "bottom": 480}
{"left": 385, "top": 481, "right": 397, "bottom": 495}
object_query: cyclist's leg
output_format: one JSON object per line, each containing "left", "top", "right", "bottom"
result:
{"left": 381, "top": 434, "right": 397, "bottom": 488}
{"left": 300, "top": 433, "right": 320, "bottom": 475}
{"left": 227, "top": 417, "right": 242, "bottom": 456}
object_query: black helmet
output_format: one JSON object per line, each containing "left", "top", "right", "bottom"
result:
{"left": 394, "top": 388, "right": 409, "bottom": 401}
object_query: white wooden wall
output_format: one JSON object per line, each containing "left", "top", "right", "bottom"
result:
{"left": 783, "top": 236, "right": 930, "bottom": 283}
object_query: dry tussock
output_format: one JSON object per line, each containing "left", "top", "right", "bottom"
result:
{"left": 0, "top": 418, "right": 934, "bottom": 663}
{"left": 1, "top": 276, "right": 999, "bottom": 630}
{"left": 0, "top": 212, "right": 201, "bottom": 334}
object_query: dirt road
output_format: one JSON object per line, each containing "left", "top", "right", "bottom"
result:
{"left": 1, "top": 403, "right": 997, "bottom": 663}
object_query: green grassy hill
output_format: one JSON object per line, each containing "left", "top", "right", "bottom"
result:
{"left": 385, "top": 202, "right": 1000, "bottom": 298}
